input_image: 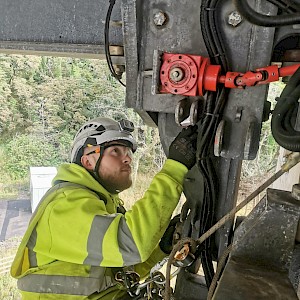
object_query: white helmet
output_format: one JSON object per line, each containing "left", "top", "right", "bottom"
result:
{"left": 70, "top": 117, "right": 137, "bottom": 163}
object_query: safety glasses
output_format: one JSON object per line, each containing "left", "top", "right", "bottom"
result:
{"left": 86, "top": 143, "right": 133, "bottom": 158}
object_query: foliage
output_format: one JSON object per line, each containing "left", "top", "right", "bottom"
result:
{"left": 0, "top": 55, "right": 164, "bottom": 182}
{"left": 3, "top": 134, "right": 62, "bottom": 180}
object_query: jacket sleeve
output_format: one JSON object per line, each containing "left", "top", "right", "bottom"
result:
{"left": 33, "top": 159, "right": 187, "bottom": 268}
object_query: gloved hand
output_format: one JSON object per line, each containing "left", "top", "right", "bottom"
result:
{"left": 159, "top": 215, "right": 181, "bottom": 254}
{"left": 168, "top": 125, "right": 198, "bottom": 169}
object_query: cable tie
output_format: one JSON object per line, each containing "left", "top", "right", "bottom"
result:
{"left": 205, "top": 7, "right": 216, "bottom": 11}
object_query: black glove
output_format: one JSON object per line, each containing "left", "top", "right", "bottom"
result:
{"left": 168, "top": 125, "right": 198, "bottom": 169}
{"left": 159, "top": 215, "right": 181, "bottom": 254}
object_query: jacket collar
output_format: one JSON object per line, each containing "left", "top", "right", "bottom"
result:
{"left": 52, "top": 163, "right": 122, "bottom": 206}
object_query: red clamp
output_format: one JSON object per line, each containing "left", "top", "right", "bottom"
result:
{"left": 159, "top": 52, "right": 300, "bottom": 96}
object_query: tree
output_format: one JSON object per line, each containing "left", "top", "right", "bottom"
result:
{"left": 0, "top": 55, "right": 165, "bottom": 181}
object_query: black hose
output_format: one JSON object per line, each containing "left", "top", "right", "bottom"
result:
{"left": 271, "top": 67, "right": 300, "bottom": 151}
{"left": 233, "top": 0, "right": 300, "bottom": 27}
{"left": 267, "top": 0, "right": 298, "bottom": 13}
{"left": 281, "top": 67, "right": 300, "bottom": 98}
{"left": 104, "top": 0, "right": 126, "bottom": 87}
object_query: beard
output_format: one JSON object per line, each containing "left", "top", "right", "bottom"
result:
{"left": 98, "top": 168, "right": 133, "bottom": 194}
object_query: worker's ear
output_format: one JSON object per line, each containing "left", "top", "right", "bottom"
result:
{"left": 81, "top": 155, "right": 94, "bottom": 171}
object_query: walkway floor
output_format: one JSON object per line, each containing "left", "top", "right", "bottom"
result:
{"left": 0, "top": 200, "right": 31, "bottom": 241}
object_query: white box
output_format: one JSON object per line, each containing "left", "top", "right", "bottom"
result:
{"left": 30, "top": 167, "right": 57, "bottom": 212}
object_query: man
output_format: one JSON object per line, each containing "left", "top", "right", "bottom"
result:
{"left": 11, "top": 117, "right": 197, "bottom": 299}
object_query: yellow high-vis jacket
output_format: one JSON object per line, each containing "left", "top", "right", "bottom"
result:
{"left": 11, "top": 159, "right": 187, "bottom": 299}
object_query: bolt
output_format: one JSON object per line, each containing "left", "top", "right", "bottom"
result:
{"left": 114, "top": 64, "right": 125, "bottom": 76}
{"left": 235, "top": 107, "right": 243, "bottom": 122}
{"left": 173, "top": 71, "right": 180, "bottom": 77}
{"left": 228, "top": 11, "right": 243, "bottom": 27}
{"left": 174, "top": 232, "right": 181, "bottom": 240}
{"left": 153, "top": 11, "right": 167, "bottom": 26}
{"left": 179, "top": 107, "right": 184, "bottom": 116}
{"left": 170, "top": 67, "right": 184, "bottom": 82}
{"left": 292, "top": 184, "right": 300, "bottom": 200}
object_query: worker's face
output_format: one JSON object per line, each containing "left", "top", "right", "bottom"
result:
{"left": 81, "top": 142, "right": 133, "bottom": 193}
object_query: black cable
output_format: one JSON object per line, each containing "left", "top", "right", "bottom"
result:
{"left": 200, "top": 156, "right": 217, "bottom": 281}
{"left": 267, "top": 0, "right": 298, "bottom": 13}
{"left": 104, "top": 0, "right": 126, "bottom": 87}
{"left": 192, "top": 0, "right": 230, "bottom": 288}
{"left": 209, "top": 0, "right": 229, "bottom": 71}
{"left": 284, "top": 0, "right": 300, "bottom": 11}
{"left": 271, "top": 67, "right": 300, "bottom": 151}
{"left": 234, "top": 0, "right": 300, "bottom": 27}
{"left": 200, "top": 2, "right": 215, "bottom": 59}
{"left": 200, "top": 0, "right": 229, "bottom": 71}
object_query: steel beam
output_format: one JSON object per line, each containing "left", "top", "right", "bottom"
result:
{"left": 0, "top": 0, "right": 123, "bottom": 55}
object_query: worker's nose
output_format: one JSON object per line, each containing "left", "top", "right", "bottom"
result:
{"left": 123, "top": 153, "right": 132, "bottom": 164}
{"left": 121, "top": 147, "right": 133, "bottom": 164}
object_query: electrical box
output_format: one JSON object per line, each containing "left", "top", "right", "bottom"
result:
{"left": 30, "top": 167, "right": 57, "bottom": 213}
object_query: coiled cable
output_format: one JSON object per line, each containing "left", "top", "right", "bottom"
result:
{"left": 233, "top": 0, "right": 300, "bottom": 27}
{"left": 271, "top": 67, "right": 300, "bottom": 151}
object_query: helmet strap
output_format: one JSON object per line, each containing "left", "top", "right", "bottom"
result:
{"left": 93, "top": 145, "right": 105, "bottom": 181}
{"left": 90, "top": 145, "right": 119, "bottom": 194}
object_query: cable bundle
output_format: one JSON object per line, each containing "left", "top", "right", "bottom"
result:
{"left": 234, "top": 0, "right": 300, "bottom": 27}
{"left": 271, "top": 67, "right": 300, "bottom": 151}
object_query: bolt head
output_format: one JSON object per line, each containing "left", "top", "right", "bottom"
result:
{"left": 174, "top": 233, "right": 180, "bottom": 240}
{"left": 170, "top": 67, "right": 184, "bottom": 82}
{"left": 292, "top": 184, "right": 300, "bottom": 200}
{"left": 154, "top": 11, "right": 167, "bottom": 26}
{"left": 228, "top": 11, "right": 242, "bottom": 27}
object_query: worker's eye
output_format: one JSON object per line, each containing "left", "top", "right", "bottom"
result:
{"left": 109, "top": 146, "right": 132, "bottom": 158}
{"left": 110, "top": 147, "right": 117, "bottom": 152}
{"left": 111, "top": 146, "right": 122, "bottom": 156}
{"left": 113, "top": 147, "right": 119, "bottom": 153}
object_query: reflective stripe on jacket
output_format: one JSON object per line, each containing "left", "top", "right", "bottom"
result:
{"left": 11, "top": 159, "right": 187, "bottom": 299}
